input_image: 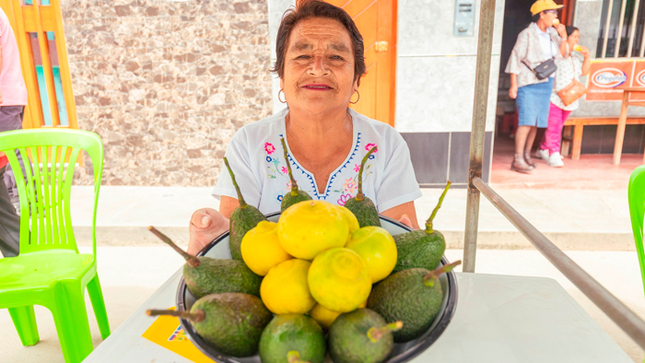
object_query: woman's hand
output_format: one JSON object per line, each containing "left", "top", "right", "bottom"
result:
{"left": 579, "top": 45, "right": 590, "bottom": 58}
{"left": 555, "top": 23, "right": 567, "bottom": 39}
{"left": 399, "top": 214, "right": 414, "bottom": 228}
{"left": 509, "top": 85, "right": 518, "bottom": 99}
{"left": 188, "top": 208, "right": 229, "bottom": 255}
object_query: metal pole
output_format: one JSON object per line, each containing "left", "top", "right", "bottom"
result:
{"left": 473, "top": 177, "right": 645, "bottom": 349}
{"left": 464, "top": 0, "right": 496, "bottom": 272}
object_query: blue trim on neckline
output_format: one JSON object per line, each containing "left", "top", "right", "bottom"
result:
{"left": 280, "top": 133, "right": 362, "bottom": 199}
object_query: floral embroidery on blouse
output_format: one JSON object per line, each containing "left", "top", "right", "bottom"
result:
{"left": 265, "top": 142, "right": 276, "bottom": 154}
{"left": 365, "top": 143, "right": 378, "bottom": 160}
{"left": 266, "top": 134, "right": 376, "bottom": 205}
{"left": 343, "top": 178, "right": 357, "bottom": 194}
{"left": 337, "top": 193, "right": 353, "bottom": 206}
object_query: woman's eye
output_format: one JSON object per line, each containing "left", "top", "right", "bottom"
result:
{"left": 296, "top": 55, "right": 311, "bottom": 60}
{"left": 330, "top": 55, "right": 343, "bottom": 60}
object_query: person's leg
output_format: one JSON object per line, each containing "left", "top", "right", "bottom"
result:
{"left": 540, "top": 103, "right": 561, "bottom": 155}
{"left": 0, "top": 106, "right": 27, "bottom": 211}
{"left": 512, "top": 125, "right": 533, "bottom": 173}
{"left": 524, "top": 126, "right": 539, "bottom": 167}
{"left": 0, "top": 166, "right": 20, "bottom": 257}
{"left": 554, "top": 109, "right": 572, "bottom": 153}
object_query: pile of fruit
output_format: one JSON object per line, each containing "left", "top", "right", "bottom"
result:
{"left": 147, "top": 141, "right": 460, "bottom": 363}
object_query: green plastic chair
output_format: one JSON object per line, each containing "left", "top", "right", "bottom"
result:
{"left": 0, "top": 128, "right": 109, "bottom": 363}
{"left": 628, "top": 165, "right": 645, "bottom": 303}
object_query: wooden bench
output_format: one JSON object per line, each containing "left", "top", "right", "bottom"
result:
{"left": 561, "top": 117, "right": 645, "bottom": 160}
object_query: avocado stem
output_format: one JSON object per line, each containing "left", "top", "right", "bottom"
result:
{"left": 425, "top": 181, "right": 451, "bottom": 234}
{"left": 423, "top": 260, "right": 461, "bottom": 287}
{"left": 148, "top": 226, "right": 200, "bottom": 268}
{"left": 146, "top": 308, "right": 205, "bottom": 323}
{"left": 367, "top": 321, "right": 403, "bottom": 342}
{"left": 223, "top": 157, "right": 248, "bottom": 209}
{"left": 281, "top": 137, "right": 300, "bottom": 197}
{"left": 287, "top": 350, "right": 310, "bottom": 363}
{"left": 356, "top": 146, "right": 377, "bottom": 201}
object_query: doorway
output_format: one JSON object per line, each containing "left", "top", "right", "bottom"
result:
{"left": 495, "top": 0, "right": 575, "bottom": 161}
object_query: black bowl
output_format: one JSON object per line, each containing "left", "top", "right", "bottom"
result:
{"left": 176, "top": 213, "right": 458, "bottom": 363}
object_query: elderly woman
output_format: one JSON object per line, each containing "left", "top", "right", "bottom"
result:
{"left": 188, "top": 0, "right": 421, "bottom": 254}
{"left": 505, "top": 0, "right": 568, "bottom": 173}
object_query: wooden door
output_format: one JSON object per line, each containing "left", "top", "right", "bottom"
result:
{"left": 325, "top": 0, "right": 398, "bottom": 126}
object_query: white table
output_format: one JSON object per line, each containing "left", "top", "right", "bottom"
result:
{"left": 85, "top": 270, "right": 633, "bottom": 363}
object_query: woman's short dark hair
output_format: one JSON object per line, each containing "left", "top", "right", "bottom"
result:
{"left": 531, "top": 13, "right": 540, "bottom": 22}
{"left": 566, "top": 25, "right": 578, "bottom": 36}
{"left": 271, "top": 0, "right": 366, "bottom": 86}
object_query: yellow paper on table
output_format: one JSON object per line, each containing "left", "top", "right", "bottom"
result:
{"left": 142, "top": 307, "right": 215, "bottom": 363}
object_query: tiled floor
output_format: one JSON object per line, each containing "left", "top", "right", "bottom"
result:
{"left": 491, "top": 133, "right": 642, "bottom": 189}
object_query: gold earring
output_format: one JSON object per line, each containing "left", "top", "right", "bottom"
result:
{"left": 278, "top": 89, "right": 286, "bottom": 103}
{"left": 350, "top": 90, "right": 360, "bottom": 104}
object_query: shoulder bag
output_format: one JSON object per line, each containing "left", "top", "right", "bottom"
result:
{"left": 557, "top": 55, "right": 586, "bottom": 106}
{"left": 522, "top": 38, "right": 557, "bottom": 80}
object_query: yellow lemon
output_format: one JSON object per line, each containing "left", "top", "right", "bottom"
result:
{"left": 309, "top": 303, "right": 342, "bottom": 329}
{"left": 308, "top": 248, "right": 371, "bottom": 312}
{"left": 277, "top": 200, "right": 349, "bottom": 260}
{"left": 241, "top": 221, "right": 292, "bottom": 276}
{"left": 336, "top": 205, "right": 360, "bottom": 240}
{"left": 261, "top": 259, "right": 316, "bottom": 315}
{"left": 345, "top": 226, "right": 397, "bottom": 283}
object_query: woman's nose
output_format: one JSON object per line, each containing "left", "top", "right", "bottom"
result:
{"left": 307, "top": 56, "right": 330, "bottom": 76}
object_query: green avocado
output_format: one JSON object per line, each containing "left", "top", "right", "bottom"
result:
{"left": 328, "top": 308, "right": 401, "bottom": 363}
{"left": 367, "top": 261, "right": 460, "bottom": 343}
{"left": 147, "top": 292, "right": 273, "bottom": 357}
{"left": 393, "top": 181, "right": 450, "bottom": 273}
{"left": 183, "top": 258, "right": 262, "bottom": 299}
{"left": 279, "top": 137, "right": 313, "bottom": 212}
{"left": 148, "top": 226, "right": 262, "bottom": 299}
{"left": 344, "top": 146, "right": 381, "bottom": 228}
{"left": 224, "top": 157, "right": 267, "bottom": 260}
{"left": 259, "top": 314, "right": 326, "bottom": 363}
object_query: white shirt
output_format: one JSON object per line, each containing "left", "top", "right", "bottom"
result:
{"left": 551, "top": 50, "right": 585, "bottom": 111}
{"left": 533, "top": 22, "right": 558, "bottom": 78}
{"left": 213, "top": 108, "right": 422, "bottom": 215}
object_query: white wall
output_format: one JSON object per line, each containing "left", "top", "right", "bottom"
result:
{"left": 395, "top": 0, "right": 506, "bottom": 132}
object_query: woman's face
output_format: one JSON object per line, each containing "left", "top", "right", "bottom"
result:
{"left": 568, "top": 30, "right": 580, "bottom": 46}
{"left": 280, "top": 17, "right": 358, "bottom": 115}
{"left": 540, "top": 9, "right": 558, "bottom": 27}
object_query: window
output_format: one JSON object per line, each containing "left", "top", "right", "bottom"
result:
{"left": 597, "top": 0, "right": 645, "bottom": 58}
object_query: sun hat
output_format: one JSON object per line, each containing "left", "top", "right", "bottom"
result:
{"left": 530, "top": 0, "right": 564, "bottom": 16}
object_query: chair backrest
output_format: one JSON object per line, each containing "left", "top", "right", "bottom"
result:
{"left": 628, "top": 165, "right": 645, "bottom": 299}
{"left": 0, "top": 129, "right": 103, "bottom": 255}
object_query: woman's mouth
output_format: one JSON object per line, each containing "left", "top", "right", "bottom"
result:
{"left": 302, "top": 84, "right": 333, "bottom": 90}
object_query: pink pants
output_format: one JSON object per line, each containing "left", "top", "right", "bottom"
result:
{"left": 540, "top": 102, "right": 571, "bottom": 155}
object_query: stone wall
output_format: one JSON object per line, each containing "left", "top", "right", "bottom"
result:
{"left": 61, "top": 0, "right": 273, "bottom": 186}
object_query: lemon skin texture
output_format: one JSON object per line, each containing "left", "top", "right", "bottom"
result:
{"left": 345, "top": 226, "right": 397, "bottom": 283}
{"left": 308, "top": 247, "right": 371, "bottom": 312}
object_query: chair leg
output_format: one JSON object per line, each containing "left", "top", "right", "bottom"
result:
{"left": 8, "top": 306, "right": 40, "bottom": 346}
{"left": 50, "top": 281, "right": 94, "bottom": 363}
{"left": 87, "top": 274, "right": 110, "bottom": 339}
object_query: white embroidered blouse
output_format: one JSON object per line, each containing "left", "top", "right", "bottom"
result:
{"left": 212, "top": 108, "right": 422, "bottom": 215}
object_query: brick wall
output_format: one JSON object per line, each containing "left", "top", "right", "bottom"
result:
{"left": 62, "top": 0, "right": 272, "bottom": 185}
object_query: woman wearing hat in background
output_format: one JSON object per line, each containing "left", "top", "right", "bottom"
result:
{"left": 505, "top": 0, "right": 568, "bottom": 173}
